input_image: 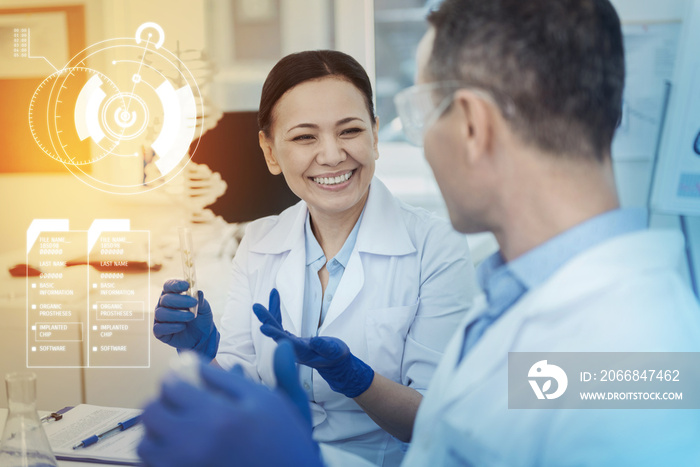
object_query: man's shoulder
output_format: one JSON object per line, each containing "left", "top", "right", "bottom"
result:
{"left": 393, "top": 198, "right": 469, "bottom": 249}
{"left": 527, "top": 260, "right": 700, "bottom": 352}
{"left": 515, "top": 228, "right": 700, "bottom": 351}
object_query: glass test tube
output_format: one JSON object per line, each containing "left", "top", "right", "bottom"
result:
{"left": 178, "top": 227, "right": 199, "bottom": 316}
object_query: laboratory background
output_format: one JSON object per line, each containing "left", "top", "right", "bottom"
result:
{"left": 0, "top": 0, "right": 699, "bottom": 413}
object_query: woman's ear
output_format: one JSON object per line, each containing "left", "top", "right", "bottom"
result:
{"left": 259, "top": 130, "right": 282, "bottom": 175}
{"left": 372, "top": 117, "right": 380, "bottom": 160}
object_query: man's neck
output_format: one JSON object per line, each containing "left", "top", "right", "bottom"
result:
{"left": 493, "top": 152, "right": 620, "bottom": 262}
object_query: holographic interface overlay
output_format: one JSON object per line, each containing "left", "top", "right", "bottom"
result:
{"left": 28, "top": 23, "right": 204, "bottom": 195}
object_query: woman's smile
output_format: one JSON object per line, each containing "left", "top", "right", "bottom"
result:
{"left": 260, "top": 76, "right": 379, "bottom": 218}
{"left": 310, "top": 169, "right": 356, "bottom": 190}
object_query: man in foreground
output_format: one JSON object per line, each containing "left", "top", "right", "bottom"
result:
{"left": 138, "top": 1, "right": 700, "bottom": 465}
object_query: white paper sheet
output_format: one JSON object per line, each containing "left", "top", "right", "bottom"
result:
{"left": 44, "top": 404, "right": 143, "bottom": 465}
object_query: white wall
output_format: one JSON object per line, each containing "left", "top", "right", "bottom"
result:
{"left": 612, "top": 0, "right": 687, "bottom": 23}
{"left": 610, "top": 0, "right": 698, "bottom": 292}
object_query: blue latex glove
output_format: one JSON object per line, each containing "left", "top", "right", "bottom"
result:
{"left": 253, "top": 289, "right": 375, "bottom": 398}
{"left": 273, "top": 340, "right": 313, "bottom": 427}
{"left": 153, "top": 279, "right": 219, "bottom": 361}
{"left": 138, "top": 341, "right": 322, "bottom": 467}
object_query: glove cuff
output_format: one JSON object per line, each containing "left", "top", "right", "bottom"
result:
{"left": 320, "top": 355, "right": 374, "bottom": 398}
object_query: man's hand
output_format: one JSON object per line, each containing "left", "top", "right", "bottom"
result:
{"left": 138, "top": 341, "right": 323, "bottom": 467}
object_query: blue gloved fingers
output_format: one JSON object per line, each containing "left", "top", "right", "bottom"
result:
{"left": 158, "top": 293, "right": 198, "bottom": 310}
{"left": 137, "top": 432, "right": 171, "bottom": 467}
{"left": 153, "top": 322, "right": 186, "bottom": 339}
{"left": 258, "top": 325, "right": 316, "bottom": 363}
{"left": 140, "top": 398, "right": 182, "bottom": 442}
{"left": 252, "top": 288, "right": 283, "bottom": 329}
{"left": 160, "top": 378, "right": 205, "bottom": 411}
{"left": 309, "top": 336, "right": 347, "bottom": 361}
{"left": 279, "top": 334, "right": 321, "bottom": 364}
{"left": 138, "top": 359, "right": 325, "bottom": 467}
{"left": 136, "top": 436, "right": 161, "bottom": 467}
{"left": 195, "top": 291, "right": 212, "bottom": 314}
{"left": 259, "top": 322, "right": 289, "bottom": 341}
{"left": 162, "top": 279, "right": 190, "bottom": 294}
{"left": 200, "top": 361, "right": 256, "bottom": 400}
{"left": 252, "top": 303, "right": 282, "bottom": 330}
{"left": 268, "top": 288, "right": 282, "bottom": 323}
{"left": 229, "top": 364, "right": 246, "bottom": 378}
{"left": 273, "top": 339, "right": 312, "bottom": 427}
{"left": 154, "top": 306, "right": 196, "bottom": 323}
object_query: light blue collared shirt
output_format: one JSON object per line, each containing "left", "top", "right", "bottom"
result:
{"left": 299, "top": 210, "right": 364, "bottom": 400}
{"left": 459, "top": 208, "right": 648, "bottom": 361}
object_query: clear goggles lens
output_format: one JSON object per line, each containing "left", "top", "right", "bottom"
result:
{"left": 394, "top": 82, "right": 461, "bottom": 147}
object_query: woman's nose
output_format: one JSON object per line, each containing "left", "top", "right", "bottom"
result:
{"left": 315, "top": 137, "right": 347, "bottom": 166}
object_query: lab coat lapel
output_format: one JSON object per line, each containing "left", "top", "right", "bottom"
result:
{"left": 355, "top": 178, "right": 416, "bottom": 256}
{"left": 318, "top": 252, "right": 364, "bottom": 333}
{"left": 249, "top": 201, "right": 307, "bottom": 336}
{"left": 439, "top": 288, "right": 550, "bottom": 408}
{"left": 318, "top": 178, "right": 415, "bottom": 332}
{"left": 415, "top": 316, "right": 472, "bottom": 421}
{"left": 276, "top": 243, "right": 305, "bottom": 336}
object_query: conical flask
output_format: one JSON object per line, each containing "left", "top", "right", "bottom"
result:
{"left": 0, "top": 372, "right": 59, "bottom": 466}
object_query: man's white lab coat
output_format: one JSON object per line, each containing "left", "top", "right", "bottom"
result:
{"left": 404, "top": 229, "right": 700, "bottom": 466}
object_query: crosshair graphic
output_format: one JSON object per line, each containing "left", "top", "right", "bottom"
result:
{"left": 28, "top": 22, "right": 203, "bottom": 194}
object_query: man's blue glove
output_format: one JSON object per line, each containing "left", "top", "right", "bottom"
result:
{"left": 137, "top": 340, "right": 323, "bottom": 467}
{"left": 153, "top": 279, "right": 219, "bottom": 361}
{"left": 253, "top": 289, "right": 375, "bottom": 398}
{"left": 273, "top": 340, "right": 313, "bottom": 427}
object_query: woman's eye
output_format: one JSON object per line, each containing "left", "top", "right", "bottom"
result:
{"left": 340, "top": 128, "right": 363, "bottom": 136}
{"left": 292, "top": 134, "right": 315, "bottom": 142}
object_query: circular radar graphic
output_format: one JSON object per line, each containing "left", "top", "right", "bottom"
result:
{"left": 28, "top": 22, "right": 204, "bottom": 194}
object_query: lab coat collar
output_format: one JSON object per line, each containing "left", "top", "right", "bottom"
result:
{"left": 248, "top": 199, "right": 307, "bottom": 255}
{"left": 439, "top": 229, "right": 686, "bottom": 406}
{"left": 248, "top": 177, "right": 416, "bottom": 257}
{"left": 246, "top": 177, "right": 416, "bottom": 334}
{"left": 247, "top": 202, "right": 307, "bottom": 335}
{"left": 355, "top": 178, "right": 416, "bottom": 256}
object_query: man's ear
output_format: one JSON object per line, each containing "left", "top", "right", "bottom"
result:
{"left": 259, "top": 131, "right": 282, "bottom": 175}
{"left": 452, "top": 89, "right": 496, "bottom": 165}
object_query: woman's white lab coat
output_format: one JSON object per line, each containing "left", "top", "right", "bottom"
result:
{"left": 217, "top": 178, "right": 478, "bottom": 466}
{"left": 403, "top": 229, "right": 700, "bottom": 467}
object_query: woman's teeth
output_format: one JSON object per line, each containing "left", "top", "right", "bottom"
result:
{"left": 313, "top": 171, "right": 353, "bottom": 186}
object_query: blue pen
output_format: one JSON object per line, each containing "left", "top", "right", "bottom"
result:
{"left": 72, "top": 415, "right": 140, "bottom": 450}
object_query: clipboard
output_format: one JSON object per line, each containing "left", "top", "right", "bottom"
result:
{"left": 43, "top": 404, "right": 143, "bottom": 465}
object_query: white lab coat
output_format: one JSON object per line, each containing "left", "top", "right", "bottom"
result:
{"left": 403, "top": 229, "right": 700, "bottom": 466}
{"left": 217, "top": 178, "right": 478, "bottom": 466}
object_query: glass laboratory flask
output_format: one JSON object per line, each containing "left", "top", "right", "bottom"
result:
{"left": 0, "top": 372, "right": 58, "bottom": 467}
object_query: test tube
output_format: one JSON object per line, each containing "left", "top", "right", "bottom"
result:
{"left": 178, "top": 227, "right": 199, "bottom": 316}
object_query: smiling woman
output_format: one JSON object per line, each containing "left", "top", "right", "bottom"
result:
{"left": 152, "top": 50, "right": 479, "bottom": 466}
{"left": 259, "top": 76, "right": 378, "bottom": 236}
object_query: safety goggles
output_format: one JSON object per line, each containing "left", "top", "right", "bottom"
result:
{"left": 394, "top": 81, "right": 513, "bottom": 147}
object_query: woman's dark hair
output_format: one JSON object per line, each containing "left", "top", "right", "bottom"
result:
{"left": 258, "top": 50, "right": 376, "bottom": 136}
